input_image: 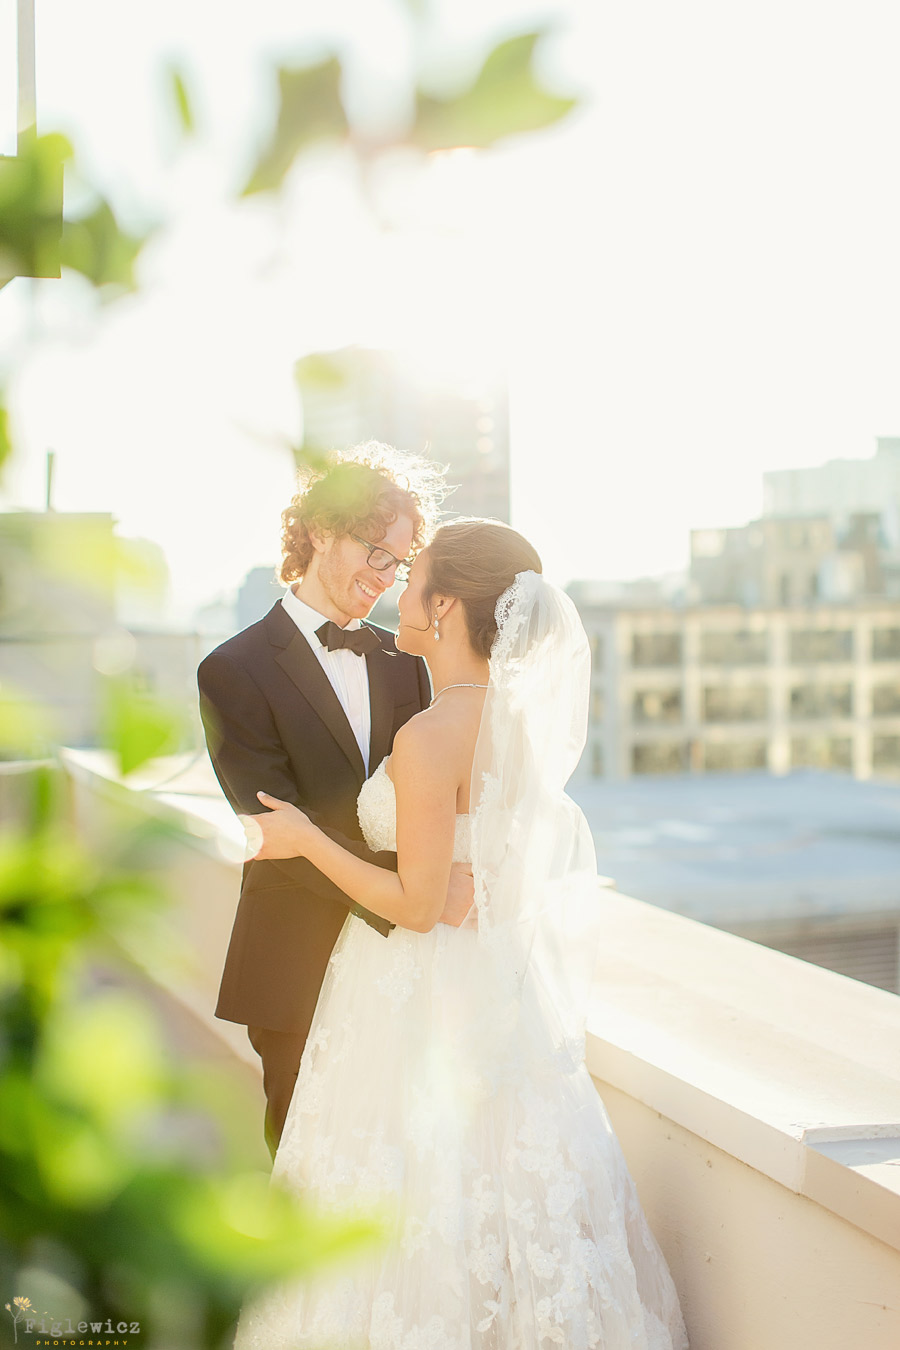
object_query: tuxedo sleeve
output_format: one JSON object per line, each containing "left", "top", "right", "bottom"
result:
{"left": 197, "top": 649, "right": 396, "bottom": 935}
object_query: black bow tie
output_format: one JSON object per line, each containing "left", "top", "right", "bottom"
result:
{"left": 316, "top": 620, "right": 380, "bottom": 657}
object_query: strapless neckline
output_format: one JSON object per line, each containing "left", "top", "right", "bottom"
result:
{"left": 358, "top": 757, "right": 472, "bottom": 862}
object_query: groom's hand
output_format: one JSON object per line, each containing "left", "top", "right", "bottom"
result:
{"left": 438, "top": 863, "right": 476, "bottom": 928}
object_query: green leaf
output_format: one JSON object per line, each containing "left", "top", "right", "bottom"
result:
{"left": 169, "top": 66, "right": 195, "bottom": 137}
{"left": 0, "top": 132, "right": 148, "bottom": 292}
{"left": 172, "top": 1171, "right": 386, "bottom": 1281}
{"left": 0, "top": 397, "right": 13, "bottom": 473}
{"left": 412, "top": 31, "right": 578, "bottom": 152}
{"left": 100, "top": 679, "right": 186, "bottom": 777}
{"left": 38, "top": 994, "right": 168, "bottom": 1131}
{"left": 242, "top": 58, "right": 348, "bottom": 196}
{"left": 60, "top": 199, "right": 147, "bottom": 293}
{"left": 0, "top": 133, "right": 70, "bottom": 281}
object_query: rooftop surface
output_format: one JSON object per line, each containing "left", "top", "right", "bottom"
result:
{"left": 570, "top": 771, "right": 900, "bottom": 926}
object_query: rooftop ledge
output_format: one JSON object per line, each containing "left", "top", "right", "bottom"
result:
{"left": 59, "top": 748, "right": 900, "bottom": 1266}
{"left": 586, "top": 889, "right": 900, "bottom": 1256}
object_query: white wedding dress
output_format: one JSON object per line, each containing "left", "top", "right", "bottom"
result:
{"left": 233, "top": 757, "right": 690, "bottom": 1350}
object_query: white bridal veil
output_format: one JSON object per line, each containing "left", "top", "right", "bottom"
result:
{"left": 451, "top": 569, "right": 605, "bottom": 1094}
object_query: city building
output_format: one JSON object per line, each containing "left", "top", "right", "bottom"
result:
{"left": 236, "top": 565, "right": 282, "bottom": 630}
{"left": 294, "top": 346, "right": 510, "bottom": 522}
{"left": 0, "top": 510, "right": 221, "bottom": 753}
{"left": 689, "top": 512, "right": 896, "bottom": 607}
{"left": 572, "top": 595, "right": 900, "bottom": 783}
{"left": 763, "top": 435, "right": 900, "bottom": 521}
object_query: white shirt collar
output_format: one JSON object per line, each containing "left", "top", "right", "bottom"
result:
{"left": 281, "top": 583, "right": 362, "bottom": 647}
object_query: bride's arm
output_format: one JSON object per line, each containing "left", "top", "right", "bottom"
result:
{"left": 249, "top": 717, "right": 458, "bottom": 934}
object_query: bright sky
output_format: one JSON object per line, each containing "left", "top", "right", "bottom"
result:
{"left": 3, "top": 0, "right": 900, "bottom": 623}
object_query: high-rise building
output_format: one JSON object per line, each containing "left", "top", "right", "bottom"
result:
{"left": 763, "top": 436, "right": 900, "bottom": 529}
{"left": 688, "top": 512, "right": 897, "bottom": 606}
{"left": 295, "top": 346, "right": 510, "bottom": 523}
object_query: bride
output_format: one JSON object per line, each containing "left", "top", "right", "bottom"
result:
{"left": 234, "top": 518, "right": 690, "bottom": 1349}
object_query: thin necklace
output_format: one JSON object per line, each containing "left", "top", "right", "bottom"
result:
{"left": 430, "top": 682, "right": 489, "bottom": 707}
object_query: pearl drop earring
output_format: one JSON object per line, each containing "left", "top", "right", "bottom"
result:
{"left": 433, "top": 617, "right": 440, "bottom": 642}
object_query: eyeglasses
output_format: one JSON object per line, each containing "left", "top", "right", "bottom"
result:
{"left": 350, "top": 533, "right": 415, "bottom": 581}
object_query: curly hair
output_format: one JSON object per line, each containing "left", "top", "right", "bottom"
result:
{"left": 280, "top": 442, "right": 449, "bottom": 583}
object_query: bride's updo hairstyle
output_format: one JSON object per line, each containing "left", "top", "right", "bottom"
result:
{"left": 423, "top": 518, "right": 542, "bottom": 660}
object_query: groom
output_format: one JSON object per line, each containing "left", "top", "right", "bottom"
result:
{"left": 198, "top": 445, "right": 472, "bottom": 1159}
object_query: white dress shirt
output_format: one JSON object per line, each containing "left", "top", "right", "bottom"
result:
{"left": 281, "top": 584, "right": 372, "bottom": 773}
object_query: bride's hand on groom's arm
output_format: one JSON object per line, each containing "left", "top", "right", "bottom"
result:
{"left": 241, "top": 792, "right": 316, "bottom": 859}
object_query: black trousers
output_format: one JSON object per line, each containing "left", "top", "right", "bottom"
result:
{"left": 247, "top": 1024, "right": 307, "bottom": 1162}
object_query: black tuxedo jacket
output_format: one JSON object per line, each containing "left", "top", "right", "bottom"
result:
{"left": 197, "top": 600, "right": 431, "bottom": 1039}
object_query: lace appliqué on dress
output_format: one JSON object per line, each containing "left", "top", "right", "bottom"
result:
{"left": 233, "top": 756, "right": 689, "bottom": 1350}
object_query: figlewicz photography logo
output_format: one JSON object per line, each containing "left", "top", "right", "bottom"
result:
{"left": 5, "top": 1294, "right": 141, "bottom": 1345}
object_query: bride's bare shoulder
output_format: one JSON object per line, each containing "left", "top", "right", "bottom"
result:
{"left": 391, "top": 701, "right": 479, "bottom": 777}
{"left": 392, "top": 705, "right": 454, "bottom": 755}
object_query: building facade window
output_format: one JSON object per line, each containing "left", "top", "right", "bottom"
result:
{"left": 702, "top": 685, "right": 768, "bottom": 722}
{"left": 872, "top": 681, "right": 900, "bottom": 717}
{"left": 632, "top": 689, "right": 682, "bottom": 724}
{"left": 631, "top": 741, "right": 687, "bottom": 774}
{"left": 591, "top": 743, "right": 603, "bottom": 777}
{"left": 699, "top": 630, "right": 768, "bottom": 665}
{"left": 789, "top": 629, "right": 853, "bottom": 663}
{"left": 703, "top": 740, "right": 767, "bottom": 771}
{"left": 872, "top": 735, "right": 900, "bottom": 770}
{"left": 591, "top": 689, "right": 605, "bottom": 722}
{"left": 872, "top": 628, "right": 900, "bottom": 661}
{"left": 631, "top": 633, "right": 682, "bottom": 667}
{"left": 791, "top": 736, "right": 853, "bottom": 770}
{"left": 789, "top": 683, "right": 853, "bottom": 719}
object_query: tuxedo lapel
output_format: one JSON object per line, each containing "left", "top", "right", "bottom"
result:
{"left": 365, "top": 634, "right": 397, "bottom": 778}
{"left": 266, "top": 604, "right": 367, "bottom": 782}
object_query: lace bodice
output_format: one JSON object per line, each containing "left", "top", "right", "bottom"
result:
{"left": 357, "top": 756, "right": 472, "bottom": 862}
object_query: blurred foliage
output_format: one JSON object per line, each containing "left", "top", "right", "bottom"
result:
{"left": 0, "top": 767, "right": 383, "bottom": 1347}
{"left": 60, "top": 200, "right": 147, "bottom": 295}
{"left": 0, "top": 134, "right": 67, "bottom": 283}
{"left": 242, "top": 58, "right": 348, "bottom": 196}
{"left": 0, "top": 516, "right": 169, "bottom": 639}
{"left": 0, "top": 402, "right": 11, "bottom": 475}
{"left": 169, "top": 65, "right": 196, "bottom": 138}
{"left": 115, "top": 535, "right": 171, "bottom": 600}
{"left": 0, "top": 689, "right": 57, "bottom": 762}
{"left": 294, "top": 351, "right": 351, "bottom": 391}
{"left": 22, "top": 511, "right": 119, "bottom": 594}
{"left": 242, "top": 28, "right": 577, "bottom": 195}
{"left": 0, "top": 132, "right": 147, "bottom": 293}
{"left": 99, "top": 678, "right": 188, "bottom": 777}
{"left": 413, "top": 31, "right": 577, "bottom": 150}
{"left": 0, "top": 7, "right": 583, "bottom": 1344}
